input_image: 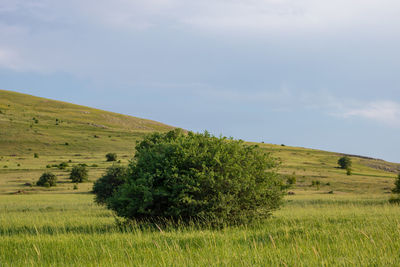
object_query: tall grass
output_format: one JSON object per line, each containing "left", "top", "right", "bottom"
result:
{"left": 1, "top": 194, "right": 399, "bottom": 266}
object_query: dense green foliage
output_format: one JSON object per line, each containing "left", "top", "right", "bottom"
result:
{"left": 106, "top": 153, "right": 117, "bottom": 162}
{"left": 36, "top": 172, "right": 57, "bottom": 187}
{"left": 392, "top": 173, "right": 400, "bottom": 194}
{"left": 69, "top": 165, "right": 89, "bottom": 183}
{"left": 338, "top": 156, "right": 352, "bottom": 169}
{"left": 106, "top": 129, "right": 284, "bottom": 225}
{"left": 93, "top": 165, "right": 128, "bottom": 204}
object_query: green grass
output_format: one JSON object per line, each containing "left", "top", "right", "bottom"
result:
{"left": 1, "top": 194, "right": 400, "bottom": 266}
{"left": 1, "top": 89, "right": 400, "bottom": 266}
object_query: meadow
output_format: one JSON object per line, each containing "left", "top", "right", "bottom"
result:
{"left": 1, "top": 193, "right": 400, "bottom": 266}
{"left": 1, "top": 90, "right": 400, "bottom": 266}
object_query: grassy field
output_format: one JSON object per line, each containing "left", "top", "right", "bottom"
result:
{"left": 1, "top": 194, "right": 400, "bottom": 266}
{"left": 1, "top": 89, "right": 400, "bottom": 266}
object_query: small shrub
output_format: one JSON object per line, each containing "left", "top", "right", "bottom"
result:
{"left": 106, "top": 153, "right": 117, "bottom": 162}
{"left": 46, "top": 164, "right": 51, "bottom": 168}
{"left": 69, "top": 165, "right": 88, "bottom": 183}
{"left": 93, "top": 165, "right": 128, "bottom": 204}
{"left": 58, "top": 162, "right": 69, "bottom": 170}
{"left": 73, "top": 184, "right": 78, "bottom": 190}
{"left": 346, "top": 168, "right": 352, "bottom": 176}
{"left": 91, "top": 164, "right": 98, "bottom": 167}
{"left": 37, "top": 172, "right": 57, "bottom": 187}
{"left": 338, "top": 156, "right": 352, "bottom": 169}
{"left": 65, "top": 142, "right": 69, "bottom": 146}
{"left": 34, "top": 153, "right": 39, "bottom": 158}
{"left": 68, "top": 160, "right": 72, "bottom": 163}
{"left": 286, "top": 175, "right": 296, "bottom": 186}
{"left": 17, "top": 163, "right": 20, "bottom": 167}
{"left": 3, "top": 165, "right": 8, "bottom": 168}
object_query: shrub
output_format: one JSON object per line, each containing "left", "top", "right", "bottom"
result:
{"left": 392, "top": 173, "right": 400, "bottom": 194}
{"left": 58, "top": 162, "right": 69, "bottom": 169}
{"left": 69, "top": 165, "right": 88, "bottom": 183}
{"left": 93, "top": 165, "right": 128, "bottom": 204}
{"left": 286, "top": 175, "right": 296, "bottom": 185}
{"left": 389, "top": 196, "right": 400, "bottom": 204}
{"left": 34, "top": 153, "right": 39, "bottom": 158}
{"left": 346, "top": 168, "right": 352, "bottom": 176}
{"left": 106, "top": 129, "right": 284, "bottom": 225}
{"left": 338, "top": 156, "right": 352, "bottom": 169}
{"left": 37, "top": 172, "right": 57, "bottom": 187}
{"left": 106, "top": 153, "right": 117, "bottom": 162}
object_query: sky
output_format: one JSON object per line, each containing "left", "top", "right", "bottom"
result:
{"left": 0, "top": 0, "right": 399, "bottom": 162}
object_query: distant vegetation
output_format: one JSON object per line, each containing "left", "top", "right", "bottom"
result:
{"left": 69, "top": 165, "right": 88, "bottom": 183}
{"left": 36, "top": 172, "right": 57, "bottom": 187}
{"left": 105, "top": 153, "right": 117, "bottom": 162}
{"left": 338, "top": 156, "right": 352, "bottom": 169}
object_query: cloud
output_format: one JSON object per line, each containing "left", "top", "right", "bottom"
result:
{"left": 341, "top": 101, "right": 400, "bottom": 127}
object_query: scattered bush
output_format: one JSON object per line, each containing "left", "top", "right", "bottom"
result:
{"left": 106, "top": 153, "right": 117, "bottom": 162}
{"left": 346, "top": 168, "right": 352, "bottom": 176}
{"left": 37, "top": 172, "right": 57, "bottom": 187}
{"left": 93, "top": 165, "right": 128, "bottom": 204}
{"left": 392, "top": 173, "right": 400, "bottom": 194}
{"left": 34, "top": 153, "right": 39, "bottom": 158}
{"left": 338, "top": 156, "right": 352, "bottom": 169}
{"left": 106, "top": 129, "right": 284, "bottom": 225}
{"left": 286, "top": 174, "right": 297, "bottom": 185}
{"left": 69, "top": 165, "right": 88, "bottom": 183}
{"left": 58, "top": 162, "right": 69, "bottom": 170}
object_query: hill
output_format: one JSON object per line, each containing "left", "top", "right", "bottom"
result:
{"left": 0, "top": 89, "right": 399, "bottom": 195}
{"left": 0, "top": 89, "right": 173, "bottom": 156}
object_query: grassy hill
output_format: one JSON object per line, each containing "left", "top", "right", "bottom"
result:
{"left": 0, "top": 89, "right": 173, "bottom": 156}
{"left": 0, "top": 89, "right": 399, "bottom": 195}
{"left": 1, "top": 89, "right": 400, "bottom": 266}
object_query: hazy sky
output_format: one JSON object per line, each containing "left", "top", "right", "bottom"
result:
{"left": 1, "top": 0, "right": 399, "bottom": 162}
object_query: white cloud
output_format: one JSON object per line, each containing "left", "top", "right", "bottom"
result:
{"left": 341, "top": 101, "right": 400, "bottom": 127}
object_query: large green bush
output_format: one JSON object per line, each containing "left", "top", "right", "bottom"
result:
{"left": 37, "top": 172, "right": 57, "bottom": 187}
{"left": 93, "top": 165, "right": 128, "bottom": 204}
{"left": 106, "top": 129, "right": 284, "bottom": 225}
{"left": 69, "top": 165, "right": 88, "bottom": 183}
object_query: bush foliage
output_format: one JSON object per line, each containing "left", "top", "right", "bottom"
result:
{"left": 106, "top": 153, "right": 117, "bottom": 162}
{"left": 105, "top": 129, "right": 285, "bottom": 225}
{"left": 37, "top": 172, "right": 57, "bottom": 187}
{"left": 338, "top": 156, "right": 352, "bottom": 170}
{"left": 93, "top": 165, "right": 128, "bottom": 204}
{"left": 392, "top": 173, "right": 400, "bottom": 194}
{"left": 69, "top": 165, "right": 88, "bottom": 183}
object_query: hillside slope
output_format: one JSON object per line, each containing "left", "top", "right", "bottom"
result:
{"left": 0, "top": 89, "right": 174, "bottom": 156}
{"left": 0, "top": 89, "right": 399, "bottom": 195}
